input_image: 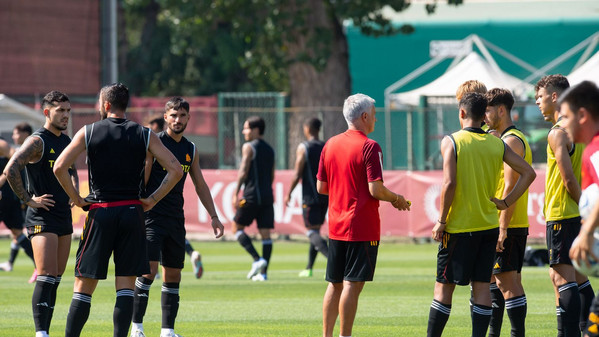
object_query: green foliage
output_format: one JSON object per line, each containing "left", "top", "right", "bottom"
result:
{"left": 120, "top": 0, "right": 461, "bottom": 96}
{"left": 0, "top": 238, "right": 563, "bottom": 336}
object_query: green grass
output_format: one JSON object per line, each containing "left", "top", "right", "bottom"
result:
{"left": 0, "top": 238, "right": 560, "bottom": 336}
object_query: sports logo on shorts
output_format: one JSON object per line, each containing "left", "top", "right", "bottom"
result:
{"left": 370, "top": 241, "right": 378, "bottom": 246}
{"left": 33, "top": 225, "right": 42, "bottom": 234}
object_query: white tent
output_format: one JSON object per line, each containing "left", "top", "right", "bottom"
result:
{"left": 568, "top": 50, "right": 599, "bottom": 86}
{"left": 0, "top": 94, "right": 44, "bottom": 134}
{"left": 390, "top": 52, "right": 533, "bottom": 107}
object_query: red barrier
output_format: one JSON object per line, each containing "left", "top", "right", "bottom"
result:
{"left": 64, "top": 169, "right": 549, "bottom": 238}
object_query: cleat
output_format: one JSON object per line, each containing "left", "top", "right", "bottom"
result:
{"left": 191, "top": 251, "right": 203, "bottom": 279}
{"left": 0, "top": 261, "right": 13, "bottom": 272}
{"left": 160, "top": 332, "right": 182, "bottom": 337}
{"left": 130, "top": 326, "right": 146, "bottom": 337}
{"left": 298, "top": 269, "right": 313, "bottom": 277}
{"left": 246, "top": 258, "right": 267, "bottom": 279}
{"left": 28, "top": 269, "right": 38, "bottom": 284}
{"left": 252, "top": 273, "right": 267, "bottom": 282}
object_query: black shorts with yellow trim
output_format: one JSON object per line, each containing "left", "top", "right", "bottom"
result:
{"left": 302, "top": 200, "right": 328, "bottom": 227}
{"left": 326, "top": 239, "right": 379, "bottom": 283}
{"left": 546, "top": 216, "right": 581, "bottom": 266}
{"left": 436, "top": 228, "right": 499, "bottom": 285}
{"left": 233, "top": 200, "right": 274, "bottom": 229}
{"left": 493, "top": 227, "right": 528, "bottom": 274}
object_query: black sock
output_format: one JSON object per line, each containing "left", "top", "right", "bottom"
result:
{"left": 184, "top": 238, "right": 194, "bottom": 256}
{"left": 307, "top": 243, "right": 318, "bottom": 269}
{"left": 471, "top": 303, "right": 492, "bottom": 337}
{"left": 114, "top": 288, "right": 134, "bottom": 337}
{"left": 32, "top": 275, "right": 55, "bottom": 333}
{"left": 506, "top": 295, "right": 527, "bottom": 337}
{"left": 45, "top": 275, "right": 61, "bottom": 333}
{"left": 8, "top": 241, "right": 19, "bottom": 264}
{"left": 161, "top": 282, "right": 180, "bottom": 329}
{"left": 65, "top": 292, "right": 92, "bottom": 337}
{"left": 559, "top": 282, "right": 581, "bottom": 336}
{"left": 132, "top": 277, "right": 154, "bottom": 324}
{"left": 235, "top": 231, "right": 260, "bottom": 260}
{"left": 488, "top": 282, "right": 504, "bottom": 337}
{"left": 262, "top": 240, "right": 273, "bottom": 274}
{"left": 427, "top": 299, "right": 451, "bottom": 337}
{"left": 17, "top": 234, "right": 35, "bottom": 261}
{"left": 557, "top": 306, "right": 564, "bottom": 337}
{"left": 580, "top": 281, "right": 595, "bottom": 332}
{"left": 308, "top": 229, "right": 328, "bottom": 258}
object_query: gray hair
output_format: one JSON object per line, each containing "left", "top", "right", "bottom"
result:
{"left": 343, "top": 93, "right": 375, "bottom": 124}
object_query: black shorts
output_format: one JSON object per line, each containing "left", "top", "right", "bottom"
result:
{"left": 436, "top": 228, "right": 499, "bottom": 285}
{"left": 546, "top": 216, "right": 581, "bottom": 266}
{"left": 74, "top": 202, "right": 149, "bottom": 279}
{"left": 0, "top": 196, "right": 24, "bottom": 230}
{"left": 493, "top": 228, "right": 528, "bottom": 274}
{"left": 145, "top": 214, "right": 186, "bottom": 269}
{"left": 25, "top": 209, "right": 72, "bottom": 238}
{"left": 302, "top": 201, "right": 328, "bottom": 227}
{"left": 234, "top": 201, "right": 274, "bottom": 229}
{"left": 326, "top": 239, "right": 379, "bottom": 283}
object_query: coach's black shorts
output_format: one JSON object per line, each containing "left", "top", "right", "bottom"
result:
{"left": 436, "top": 228, "right": 499, "bottom": 285}
{"left": 546, "top": 216, "right": 581, "bottom": 266}
{"left": 25, "top": 209, "right": 72, "bottom": 238}
{"left": 302, "top": 201, "right": 328, "bottom": 227}
{"left": 326, "top": 239, "right": 379, "bottom": 283}
{"left": 75, "top": 202, "right": 149, "bottom": 279}
{"left": 234, "top": 200, "right": 274, "bottom": 229}
{"left": 145, "top": 214, "right": 186, "bottom": 269}
{"left": 0, "top": 195, "right": 24, "bottom": 230}
{"left": 493, "top": 227, "right": 528, "bottom": 274}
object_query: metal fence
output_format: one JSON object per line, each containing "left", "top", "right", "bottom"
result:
{"left": 65, "top": 95, "right": 548, "bottom": 171}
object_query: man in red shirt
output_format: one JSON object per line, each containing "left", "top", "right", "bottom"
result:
{"left": 317, "top": 93, "right": 411, "bottom": 337}
{"left": 562, "top": 81, "right": 599, "bottom": 337}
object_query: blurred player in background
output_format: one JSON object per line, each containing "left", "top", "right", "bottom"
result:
{"left": 537, "top": 74, "right": 594, "bottom": 336}
{"left": 232, "top": 116, "right": 275, "bottom": 281}
{"left": 560, "top": 81, "right": 599, "bottom": 337}
{"left": 285, "top": 117, "right": 328, "bottom": 278}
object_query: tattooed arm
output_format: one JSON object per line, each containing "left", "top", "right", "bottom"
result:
{"left": 139, "top": 131, "right": 183, "bottom": 211}
{"left": 4, "top": 136, "right": 54, "bottom": 211}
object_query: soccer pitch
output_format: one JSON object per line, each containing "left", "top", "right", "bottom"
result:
{"left": 0, "top": 238, "right": 562, "bottom": 336}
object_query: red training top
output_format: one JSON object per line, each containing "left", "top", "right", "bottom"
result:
{"left": 317, "top": 129, "right": 384, "bottom": 241}
{"left": 582, "top": 132, "right": 599, "bottom": 189}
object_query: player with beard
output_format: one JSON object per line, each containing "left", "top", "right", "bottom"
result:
{"left": 54, "top": 83, "right": 183, "bottom": 337}
{"left": 130, "top": 97, "right": 224, "bottom": 337}
{"left": 3, "top": 91, "right": 77, "bottom": 337}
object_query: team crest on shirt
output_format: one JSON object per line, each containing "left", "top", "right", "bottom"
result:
{"left": 186, "top": 153, "right": 191, "bottom": 162}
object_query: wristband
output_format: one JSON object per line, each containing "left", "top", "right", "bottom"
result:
{"left": 150, "top": 194, "right": 158, "bottom": 202}
{"left": 211, "top": 215, "right": 218, "bottom": 219}
{"left": 503, "top": 199, "right": 509, "bottom": 208}
{"left": 437, "top": 219, "right": 446, "bottom": 224}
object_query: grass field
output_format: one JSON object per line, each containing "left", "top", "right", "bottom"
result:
{"left": 0, "top": 238, "right": 563, "bottom": 336}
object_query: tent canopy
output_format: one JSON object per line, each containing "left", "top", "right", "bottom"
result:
{"left": 0, "top": 94, "right": 44, "bottom": 134}
{"left": 568, "top": 50, "right": 599, "bottom": 86}
{"left": 390, "top": 52, "right": 533, "bottom": 107}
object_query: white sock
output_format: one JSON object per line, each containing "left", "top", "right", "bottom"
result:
{"left": 35, "top": 331, "right": 49, "bottom": 337}
{"left": 132, "top": 322, "right": 144, "bottom": 331}
{"left": 161, "top": 328, "right": 175, "bottom": 336}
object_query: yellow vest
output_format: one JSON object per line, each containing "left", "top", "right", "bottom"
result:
{"left": 495, "top": 126, "right": 532, "bottom": 228}
{"left": 544, "top": 122, "right": 584, "bottom": 221}
{"left": 446, "top": 128, "right": 505, "bottom": 233}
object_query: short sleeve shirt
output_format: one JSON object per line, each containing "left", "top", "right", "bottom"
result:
{"left": 582, "top": 133, "right": 599, "bottom": 189}
{"left": 317, "top": 129, "right": 383, "bottom": 241}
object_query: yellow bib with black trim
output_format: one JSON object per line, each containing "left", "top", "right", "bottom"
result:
{"left": 495, "top": 127, "right": 532, "bottom": 228}
{"left": 446, "top": 128, "right": 505, "bottom": 233}
{"left": 544, "top": 122, "right": 584, "bottom": 221}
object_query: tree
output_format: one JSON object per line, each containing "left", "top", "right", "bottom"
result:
{"left": 120, "top": 0, "right": 462, "bottom": 166}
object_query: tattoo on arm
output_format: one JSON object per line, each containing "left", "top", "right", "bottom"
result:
{"left": 6, "top": 138, "right": 43, "bottom": 202}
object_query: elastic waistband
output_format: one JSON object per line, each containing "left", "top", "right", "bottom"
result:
{"left": 89, "top": 200, "right": 141, "bottom": 210}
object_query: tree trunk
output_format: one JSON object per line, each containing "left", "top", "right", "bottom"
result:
{"left": 284, "top": 0, "right": 351, "bottom": 167}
